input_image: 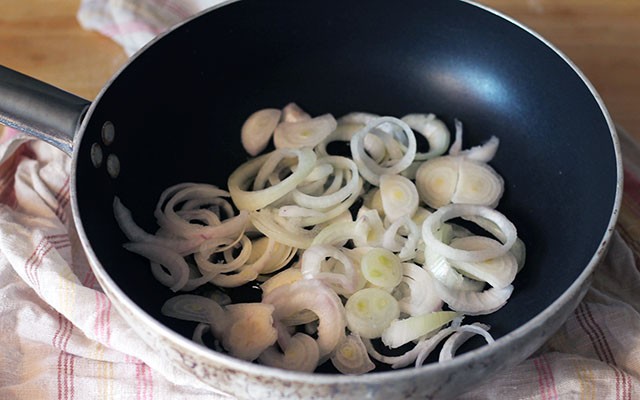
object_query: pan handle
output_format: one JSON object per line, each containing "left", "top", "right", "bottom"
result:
{"left": 0, "top": 65, "right": 91, "bottom": 156}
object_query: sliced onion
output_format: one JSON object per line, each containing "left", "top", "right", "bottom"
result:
{"left": 223, "top": 303, "right": 278, "bottom": 361}
{"left": 154, "top": 183, "right": 232, "bottom": 234}
{"left": 350, "top": 116, "right": 417, "bottom": 186}
{"left": 301, "top": 245, "right": 365, "bottom": 295}
{"left": 315, "top": 122, "right": 364, "bottom": 157}
{"left": 251, "top": 236, "right": 297, "bottom": 274}
{"left": 241, "top": 108, "right": 281, "bottom": 156}
{"left": 339, "top": 111, "right": 380, "bottom": 126}
{"left": 433, "top": 279, "right": 513, "bottom": 315}
{"left": 331, "top": 333, "right": 375, "bottom": 375}
{"left": 448, "top": 119, "right": 499, "bottom": 163}
{"left": 439, "top": 323, "right": 493, "bottom": 362}
{"left": 250, "top": 208, "right": 319, "bottom": 249}
{"left": 451, "top": 159, "right": 504, "bottom": 208}
{"left": 259, "top": 333, "right": 320, "bottom": 372}
{"left": 228, "top": 147, "right": 317, "bottom": 211}
{"left": 462, "top": 215, "right": 527, "bottom": 272}
{"left": 379, "top": 174, "right": 419, "bottom": 222}
{"left": 260, "top": 267, "right": 303, "bottom": 296}
{"left": 397, "top": 263, "right": 443, "bottom": 317}
{"left": 401, "top": 113, "right": 450, "bottom": 160}
{"left": 124, "top": 242, "right": 190, "bottom": 292}
{"left": 360, "top": 248, "right": 403, "bottom": 289}
{"left": 422, "top": 204, "right": 517, "bottom": 262}
{"left": 292, "top": 156, "right": 361, "bottom": 210}
{"left": 363, "top": 326, "right": 454, "bottom": 369}
{"left": 263, "top": 279, "right": 346, "bottom": 357}
{"left": 460, "top": 136, "right": 500, "bottom": 163}
{"left": 381, "top": 311, "right": 457, "bottom": 349}
{"left": 113, "top": 197, "right": 202, "bottom": 255}
{"left": 296, "top": 177, "right": 363, "bottom": 227}
{"left": 448, "top": 236, "right": 518, "bottom": 289}
{"left": 161, "top": 294, "right": 227, "bottom": 336}
{"left": 448, "top": 119, "right": 464, "bottom": 156}
{"left": 424, "top": 248, "right": 486, "bottom": 292}
{"left": 345, "top": 288, "right": 400, "bottom": 339}
{"left": 382, "top": 215, "right": 420, "bottom": 261}
{"left": 273, "top": 114, "right": 337, "bottom": 149}
{"left": 210, "top": 236, "right": 294, "bottom": 287}
{"left": 278, "top": 205, "right": 324, "bottom": 218}
{"left": 282, "top": 102, "right": 311, "bottom": 123}
{"left": 311, "top": 220, "right": 357, "bottom": 247}
{"left": 195, "top": 235, "right": 251, "bottom": 275}
{"left": 353, "top": 208, "right": 385, "bottom": 248}
{"left": 414, "top": 155, "right": 461, "bottom": 209}
{"left": 192, "top": 323, "right": 210, "bottom": 347}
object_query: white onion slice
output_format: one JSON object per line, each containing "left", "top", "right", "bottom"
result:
{"left": 438, "top": 323, "right": 493, "bottom": 362}
{"left": 414, "top": 156, "right": 461, "bottom": 209}
{"left": 161, "top": 294, "right": 227, "bottom": 336}
{"left": 292, "top": 156, "right": 361, "bottom": 210}
{"left": 397, "top": 263, "right": 443, "bottom": 316}
{"left": 350, "top": 116, "right": 417, "bottom": 186}
{"left": 462, "top": 215, "right": 527, "bottom": 272}
{"left": 422, "top": 204, "right": 517, "bottom": 262}
{"left": 228, "top": 147, "right": 317, "bottom": 211}
{"left": 345, "top": 288, "right": 400, "bottom": 339}
{"left": 259, "top": 333, "right": 320, "bottom": 372}
{"left": 424, "top": 249, "right": 486, "bottom": 292}
{"left": 448, "top": 119, "right": 499, "bottom": 163}
{"left": 360, "top": 248, "right": 403, "bottom": 289}
{"left": 448, "top": 119, "right": 464, "bottom": 156}
{"left": 195, "top": 235, "right": 251, "bottom": 275}
{"left": 433, "top": 279, "right": 513, "bottom": 315}
{"left": 263, "top": 279, "right": 346, "bottom": 357}
{"left": 301, "top": 245, "right": 365, "bottom": 295}
{"left": 448, "top": 236, "right": 518, "bottom": 289}
{"left": 353, "top": 208, "right": 385, "bottom": 248}
{"left": 241, "top": 108, "right": 281, "bottom": 156}
{"left": 379, "top": 174, "right": 419, "bottom": 222}
{"left": 401, "top": 113, "right": 450, "bottom": 160}
{"left": 273, "top": 114, "right": 337, "bottom": 149}
{"left": 282, "top": 102, "right": 311, "bottom": 123}
{"left": 124, "top": 242, "right": 190, "bottom": 292}
{"left": 311, "top": 220, "right": 357, "bottom": 247}
{"left": 382, "top": 215, "right": 420, "bottom": 261}
{"left": 113, "top": 197, "right": 206, "bottom": 255}
{"left": 451, "top": 159, "right": 504, "bottom": 208}
{"left": 381, "top": 311, "right": 457, "bottom": 349}
{"left": 278, "top": 205, "right": 324, "bottom": 218}
{"left": 223, "top": 303, "right": 278, "bottom": 361}
{"left": 296, "top": 177, "right": 363, "bottom": 227}
{"left": 331, "top": 333, "right": 375, "bottom": 375}
{"left": 250, "top": 208, "right": 319, "bottom": 249}
{"left": 460, "top": 136, "right": 500, "bottom": 163}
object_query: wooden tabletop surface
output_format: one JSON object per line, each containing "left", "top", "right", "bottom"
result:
{"left": 0, "top": 0, "right": 638, "bottom": 140}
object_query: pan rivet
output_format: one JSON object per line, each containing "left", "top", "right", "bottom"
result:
{"left": 90, "top": 143, "right": 103, "bottom": 168}
{"left": 106, "top": 154, "right": 120, "bottom": 178}
{"left": 102, "top": 121, "right": 115, "bottom": 145}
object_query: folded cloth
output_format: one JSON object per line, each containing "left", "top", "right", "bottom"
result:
{"left": 0, "top": 129, "right": 228, "bottom": 399}
{"left": 77, "top": 0, "right": 225, "bottom": 56}
{"left": 0, "top": 1, "right": 637, "bottom": 399}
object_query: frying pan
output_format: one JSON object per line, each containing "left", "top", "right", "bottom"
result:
{"left": 0, "top": 0, "right": 622, "bottom": 398}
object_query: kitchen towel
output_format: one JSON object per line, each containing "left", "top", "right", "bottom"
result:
{"left": 0, "top": 1, "right": 638, "bottom": 399}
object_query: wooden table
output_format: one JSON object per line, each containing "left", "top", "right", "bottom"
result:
{"left": 1, "top": 0, "right": 638, "bottom": 140}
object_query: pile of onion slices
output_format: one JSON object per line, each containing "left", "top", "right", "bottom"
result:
{"left": 114, "top": 103, "right": 525, "bottom": 374}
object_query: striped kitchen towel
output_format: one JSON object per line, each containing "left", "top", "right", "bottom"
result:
{"left": 0, "top": 129, "right": 229, "bottom": 399}
{"left": 77, "top": 0, "right": 225, "bottom": 56}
